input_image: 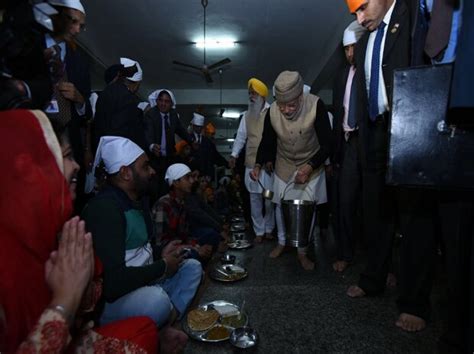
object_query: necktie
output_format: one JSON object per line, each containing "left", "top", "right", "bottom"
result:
{"left": 369, "top": 21, "right": 386, "bottom": 121}
{"left": 347, "top": 74, "right": 357, "bottom": 129}
{"left": 48, "top": 44, "right": 71, "bottom": 127}
{"left": 162, "top": 114, "right": 171, "bottom": 156}
{"left": 424, "top": 0, "right": 454, "bottom": 59}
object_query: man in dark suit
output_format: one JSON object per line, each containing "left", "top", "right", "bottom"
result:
{"left": 344, "top": 0, "right": 421, "bottom": 328}
{"left": 189, "top": 113, "right": 228, "bottom": 180}
{"left": 144, "top": 89, "right": 191, "bottom": 166}
{"left": 332, "top": 20, "right": 366, "bottom": 273}
{"left": 143, "top": 89, "right": 192, "bottom": 199}
{"left": 47, "top": 0, "right": 91, "bottom": 211}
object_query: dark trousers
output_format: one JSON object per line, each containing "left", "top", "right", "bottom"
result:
{"left": 336, "top": 133, "right": 361, "bottom": 262}
{"left": 358, "top": 119, "right": 396, "bottom": 295}
{"left": 396, "top": 188, "right": 437, "bottom": 320}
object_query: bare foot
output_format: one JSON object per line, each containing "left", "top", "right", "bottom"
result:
{"left": 298, "top": 254, "right": 315, "bottom": 270}
{"left": 254, "top": 235, "right": 263, "bottom": 244}
{"left": 332, "top": 260, "right": 350, "bottom": 272}
{"left": 269, "top": 244, "right": 285, "bottom": 258}
{"left": 386, "top": 272, "right": 397, "bottom": 288}
{"left": 395, "top": 313, "right": 426, "bottom": 332}
{"left": 160, "top": 326, "right": 188, "bottom": 354}
{"left": 346, "top": 285, "right": 366, "bottom": 298}
{"left": 264, "top": 233, "right": 274, "bottom": 240}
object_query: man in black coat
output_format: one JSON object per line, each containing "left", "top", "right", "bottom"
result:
{"left": 94, "top": 57, "right": 146, "bottom": 151}
{"left": 143, "top": 89, "right": 192, "bottom": 200}
{"left": 190, "top": 113, "right": 228, "bottom": 180}
{"left": 47, "top": 0, "right": 91, "bottom": 211}
{"left": 143, "top": 89, "right": 191, "bottom": 170}
{"left": 344, "top": 0, "right": 417, "bottom": 324}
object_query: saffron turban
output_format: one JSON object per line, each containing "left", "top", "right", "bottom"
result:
{"left": 248, "top": 78, "right": 269, "bottom": 98}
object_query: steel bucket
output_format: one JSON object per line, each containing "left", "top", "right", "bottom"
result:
{"left": 281, "top": 182, "right": 315, "bottom": 248}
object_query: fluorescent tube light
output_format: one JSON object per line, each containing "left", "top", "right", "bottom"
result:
{"left": 222, "top": 111, "right": 241, "bottom": 119}
{"left": 195, "top": 39, "right": 236, "bottom": 49}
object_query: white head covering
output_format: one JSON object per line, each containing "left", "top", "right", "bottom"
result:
{"left": 48, "top": 0, "right": 85, "bottom": 14}
{"left": 148, "top": 89, "right": 177, "bottom": 109}
{"left": 165, "top": 163, "right": 191, "bottom": 186}
{"left": 191, "top": 113, "right": 205, "bottom": 126}
{"left": 343, "top": 20, "right": 366, "bottom": 46}
{"left": 85, "top": 136, "right": 144, "bottom": 193}
{"left": 120, "top": 57, "right": 143, "bottom": 82}
{"left": 137, "top": 102, "right": 150, "bottom": 111}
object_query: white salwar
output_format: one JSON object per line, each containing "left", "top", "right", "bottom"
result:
{"left": 231, "top": 104, "right": 275, "bottom": 236}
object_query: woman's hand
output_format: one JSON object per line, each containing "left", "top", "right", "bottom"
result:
{"left": 45, "top": 216, "right": 93, "bottom": 321}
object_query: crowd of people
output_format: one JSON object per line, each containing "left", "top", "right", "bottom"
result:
{"left": 0, "top": 0, "right": 472, "bottom": 353}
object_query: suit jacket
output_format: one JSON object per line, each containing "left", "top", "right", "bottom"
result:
{"left": 191, "top": 135, "right": 227, "bottom": 179}
{"left": 93, "top": 80, "right": 146, "bottom": 151}
{"left": 353, "top": 0, "right": 412, "bottom": 169}
{"left": 332, "top": 64, "right": 351, "bottom": 165}
{"left": 143, "top": 107, "right": 191, "bottom": 157}
{"left": 65, "top": 44, "right": 92, "bottom": 162}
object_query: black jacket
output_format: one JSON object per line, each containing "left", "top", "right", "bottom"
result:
{"left": 353, "top": 0, "right": 412, "bottom": 168}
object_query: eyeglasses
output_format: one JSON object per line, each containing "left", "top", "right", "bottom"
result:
{"left": 276, "top": 99, "right": 300, "bottom": 111}
{"left": 63, "top": 12, "right": 86, "bottom": 32}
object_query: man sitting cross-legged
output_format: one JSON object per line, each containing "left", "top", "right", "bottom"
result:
{"left": 152, "top": 164, "right": 221, "bottom": 264}
{"left": 82, "top": 136, "right": 202, "bottom": 354}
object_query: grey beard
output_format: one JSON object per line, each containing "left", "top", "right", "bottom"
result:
{"left": 247, "top": 96, "right": 264, "bottom": 119}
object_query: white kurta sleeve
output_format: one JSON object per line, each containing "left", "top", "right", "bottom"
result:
{"left": 231, "top": 114, "right": 248, "bottom": 158}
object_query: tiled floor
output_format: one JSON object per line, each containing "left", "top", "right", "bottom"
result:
{"left": 184, "top": 228, "right": 443, "bottom": 353}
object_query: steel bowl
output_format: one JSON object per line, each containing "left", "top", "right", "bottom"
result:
{"left": 262, "top": 189, "right": 274, "bottom": 200}
{"left": 220, "top": 253, "right": 236, "bottom": 264}
{"left": 230, "top": 327, "right": 258, "bottom": 349}
{"left": 232, "top": 232, "right": 246, "bottom": 241}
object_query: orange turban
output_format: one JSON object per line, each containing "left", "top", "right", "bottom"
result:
{"left": 175, "top": 140, "right": 188, "bottom": 154}
{"left": 205, "top": 122, "right": 216, "bottom": 135}
{"left": 346, "top": 0, "right": 364, "bottom": 13}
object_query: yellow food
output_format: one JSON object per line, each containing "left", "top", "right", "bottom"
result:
{"left": 220, "top": 314, "right": 245, "bottom": 328}
{"left": 187, "top": 308, "right": 220, "bottom": 331}
{"left": 205, "top": 325, "right": 230, "bottom": 340}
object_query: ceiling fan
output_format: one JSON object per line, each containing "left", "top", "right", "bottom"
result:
{"left": 172, "top": 0, "right": 231, "bottom": 83}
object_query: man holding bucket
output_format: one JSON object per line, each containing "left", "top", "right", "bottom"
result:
{"left": 251, "top": 71, "right": 334, "bottom": 270}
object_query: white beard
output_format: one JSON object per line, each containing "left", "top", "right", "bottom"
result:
{"left": 247, "top": 95, "right": 264, "bottom": 119}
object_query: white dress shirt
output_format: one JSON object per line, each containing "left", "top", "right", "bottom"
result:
{"left": 364, "top": 0, "right": 396, "bottom": 116}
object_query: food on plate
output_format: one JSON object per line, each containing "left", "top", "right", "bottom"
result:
{"left": 187, "top": 308, "right": 220, "bottom": 331}
{"left": 205, "top": 325, "right": 231, "bottom": 340}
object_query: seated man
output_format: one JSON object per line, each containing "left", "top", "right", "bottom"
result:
{"left": 152, "top": 164, "right": 219, "bottom": 263}
{"left": 82, "top": 136, "right": 202, "bottom": 348}
{"left": 185, "top": 171, "right": 229, "bottom": 247}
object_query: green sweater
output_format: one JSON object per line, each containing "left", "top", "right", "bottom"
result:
{"left": 82, "top": 186, "right": 166, "bottom": 302}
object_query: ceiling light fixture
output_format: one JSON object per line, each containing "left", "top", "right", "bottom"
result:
{"left": 195, "top": 39, "right": 236, "bottom": 49}
{"left": 222, "top": 111, "right": 241, "bottom": 119}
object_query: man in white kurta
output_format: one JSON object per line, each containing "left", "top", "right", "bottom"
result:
{"left": 229, "top": 78, "right": 275, "bottom": 243}
{"left": 251, "top": 71, "right": 334, "bottom": 270}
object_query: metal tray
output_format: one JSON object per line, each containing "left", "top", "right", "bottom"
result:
{"left": 183, "top": 300, "right": 248, "bottom": 342}
{"left": 231, "top": 216, "right": 245, "bottom": 223}
{"left": 231, "top": 222, "right": 246, "bottom": 232}
{"left": 228, "top": 240, "right": 252, "bottom": 249}
{"left": 210, "top": 263, "right": 248, "bottom": 282}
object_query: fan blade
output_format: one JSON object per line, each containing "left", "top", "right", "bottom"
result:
{"left": 204, "top": 71, "right": 213, "bottom": 83}
{"left": 207, "top": 58, "right": 231, "bottom": 71}
{"left": 172, "top": 60, "right": 202, "bottom": 71}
